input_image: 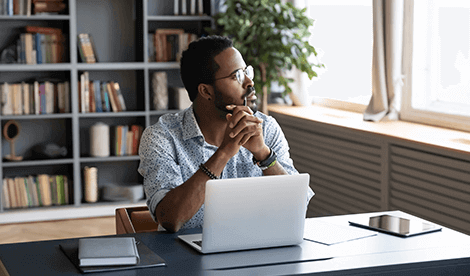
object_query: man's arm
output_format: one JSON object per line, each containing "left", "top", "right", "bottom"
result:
{"left": 155, "top": 110, "right": 263, "bottom": 232}
{"left": 155, "top": 149, "right": 230, "bottom": 232}
{"left": 226, "top": 105, "right": 288, "bottom": 176}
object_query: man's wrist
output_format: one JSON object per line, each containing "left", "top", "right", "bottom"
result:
{"left": 252, "top": 146, "right": 271, "bottom": 162}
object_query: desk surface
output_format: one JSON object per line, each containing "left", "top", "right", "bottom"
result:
{"left": 1, "top": 210, "right": 470, "bottom": 275}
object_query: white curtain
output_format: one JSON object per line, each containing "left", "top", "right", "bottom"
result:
{"left": 363, "top": 0, "right": 405, "bottom": 121}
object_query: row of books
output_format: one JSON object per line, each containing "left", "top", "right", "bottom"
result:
{"left": 79, "top": 72, "right": 126, "bottom": 113}
{"left": 1, "top": 80, "right": 70, "bottom": 115}
{"left": 114, "top": 125, "right": 144, "bottom": 156}
{"left": 17, "top": 26, "right": 65, "bottom": 64}
{"left": 174, "top": 0, "right": 204, "bottom": 16}
{"left": 149, "top": 29, "right": 198, "bottom": 62}
{"left": 1, "top": 175, "right": 71, "bottom": 210}
{"left": 0, "top": 0, "right": 67, "bottom": 16}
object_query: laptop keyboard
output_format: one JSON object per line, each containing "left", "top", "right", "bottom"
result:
{"left": 193, "top": 240, "right": 202, "bottom": 247}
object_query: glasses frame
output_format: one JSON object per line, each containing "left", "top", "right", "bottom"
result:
{"left": 214, "top": 65, "right": 254, "bottom": 85}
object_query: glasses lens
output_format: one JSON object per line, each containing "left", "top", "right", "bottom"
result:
{"left": 245, "top": 66, "right": 254, "bottom": 80}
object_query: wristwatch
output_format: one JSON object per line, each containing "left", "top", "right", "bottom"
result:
{"left": 253, "top": 148, "right": 277, "bottom": 170}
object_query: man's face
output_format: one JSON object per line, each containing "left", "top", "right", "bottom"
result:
{"left": 212, "top": 47, "right": 257, "bottom": 115}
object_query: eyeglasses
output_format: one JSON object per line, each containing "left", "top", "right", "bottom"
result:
{"left": 214, "top": 65, "right": 254, "bottom": 84}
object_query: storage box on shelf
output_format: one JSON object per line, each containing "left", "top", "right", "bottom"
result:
{"left": 0, "top": 0, "right": 214, "bottom": 223}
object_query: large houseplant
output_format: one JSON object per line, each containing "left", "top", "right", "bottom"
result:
{"left": 209, "top": 0, "right": 324, "bottom": 113}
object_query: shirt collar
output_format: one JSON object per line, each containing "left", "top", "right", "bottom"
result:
{"left": 182, "top": 105, "right": 204, "bottom": 141}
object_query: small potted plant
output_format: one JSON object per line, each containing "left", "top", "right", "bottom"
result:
{"left": 209, "top": 0, "right": 324, "bottom": 113}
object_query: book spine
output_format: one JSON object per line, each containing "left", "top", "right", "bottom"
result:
{"left": 22, "top": 82, "right": 30, "bottom": 115}
{"left": 34, "top": 81, "right": 40, "bottom": 115}
{"left": 38, "top": 174, "right": 51, "bottom": 206}
{"left": 88, "top": 80, "right": 95, "bottom": 112}
{"left": 8, "top": 178, "right": 17, "bottom": 208}
{"left": 198, "top": 0, "right": 203, "bottom": 15}
{"left": 101, "top": 82, "right": 110, "bottom": 112}
{"left": 2, "top": 179, "right": 10, "bottom": 209}
{"left": 35, "top": 33, "right": 42, "bottom": 64}
{"left": 64, "top": 81, "right": 70, "bottom": 113}
{"left": 93, "top": 80, "right": 102, "bottom": 112}
{"left": 56, "top": 175, "right": 65, "bottom": 205}
{"left": 107, "top": 82, "right": 119, "bottom": 112}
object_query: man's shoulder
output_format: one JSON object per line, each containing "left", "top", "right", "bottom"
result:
{"left": 151, "top": 108, "right": 188, "bottom": 130}
{"left": 256, "top": 111, "right": 279, "bottom": 128}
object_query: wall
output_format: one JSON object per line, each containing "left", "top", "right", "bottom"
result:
{"left": 271, "top": 111, "right": 470, "bottom": 235}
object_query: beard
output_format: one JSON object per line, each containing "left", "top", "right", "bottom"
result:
{"left": 213, "top": 87, "right": 258, "bottom": 115}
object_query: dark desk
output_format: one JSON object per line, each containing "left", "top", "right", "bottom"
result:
{"left": 1, "top": 211, "right": 470, "bottom": 275}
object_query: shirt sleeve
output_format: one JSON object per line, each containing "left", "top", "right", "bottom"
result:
{"left": 138, "top": 124, "right": 184, "bottom": 223}
{"left": 263, "top": 115, "right": 315, "bottom": 205}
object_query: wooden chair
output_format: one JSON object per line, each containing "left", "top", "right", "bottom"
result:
{"left": 115, "top": 206, "right": 159, "bottom": 234}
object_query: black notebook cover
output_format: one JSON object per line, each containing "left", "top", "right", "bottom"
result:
{"left": 60, "top": 238, "right": 166, "bottom": 273}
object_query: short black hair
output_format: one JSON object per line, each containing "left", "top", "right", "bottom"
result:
{"left": 180, "top": 35, "right": 233, "bottom": 102}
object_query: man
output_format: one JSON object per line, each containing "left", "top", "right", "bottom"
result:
{"left": 138, "top": 35, "right": 314, "bottom": 232}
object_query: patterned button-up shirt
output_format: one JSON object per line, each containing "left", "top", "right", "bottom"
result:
{"left": 138, "top": 105, "right": 314, "bottom": 229}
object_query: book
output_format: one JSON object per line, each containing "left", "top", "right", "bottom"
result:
{"left": 33, "top": 1, "right": 66, "bottom": 14}
{"left": 113, "top": 82, "right": 126, "bottom": 111}
{"left": 101, "top": 82, "right": 110, "bottom": 112}
{"left": 190, "top": 0, "right": 195, "bottom": 15}
{"left": 24, "top": 33, "right": 33, "bottom": 64}
{"left": 49, "top": 175, "right": 57, "bottom": 205}
{"left": 1, "top": 83, "right": 13, "bottom": 115}
{"left": 63, "top": 81, "right": 70, "bottom": 113}
{"left": 7, "top": 178, "right": 17, "bottom": 209}
{"left": 198, "top": 0, "right": 203, "bottom": 15}
{"left": 130, "top": 125, "right": 143, "bottom": 155}
{"left": 88, "top": 80, "right": 95, "bottom": 113}
{"left": 38, "top": 174, "right": 51, "bottom": 206}
{"left": 84, "top": 72, "right": 90, "bottom": 112}
{"left": 59, "top": 237, "right": 165, "bottom": 273}
{"left": 22, "top": 82, "right": 30, "bottom": 114}
{"left": 56, "top": 175, "right": 65, "bottom": 205}
{"left": 2, "top": 179, "right": 10, "bottom": 209}
{"left": 78, "top": 33, "right": 96, "bottom": 63}
{"left": 24, "top": 177, "right": 33, "bottom": 207}
{"left": 93, "top": 80, "right": 102, "bottom": 112}
{"left": 28, "top": 175, "right": 39, "bottom": 207}
{"left": 63, "top": 175, "right": 69, "bottom": 204}
{"left": 106, "top": 82, "right": 119, "bottom": 112}
{"left": 78, "top": 237, "right": 140, "bottom": 267}
{"left": 44, "top": 81, "right": 54, "bottom": 114}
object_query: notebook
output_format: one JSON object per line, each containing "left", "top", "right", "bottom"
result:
{"left": 178, "top": 173, "right": 310, "bottom": 254}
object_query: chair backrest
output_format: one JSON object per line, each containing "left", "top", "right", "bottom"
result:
{"left": 115, "top": 206, "right": 159, "bottom": 234}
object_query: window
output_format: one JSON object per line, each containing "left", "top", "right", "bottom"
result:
{"left": 402, "top": 0, "right": 470, "bottom": 132}
{"left": 302, "top": 0, "right": 373, "bottom": 109}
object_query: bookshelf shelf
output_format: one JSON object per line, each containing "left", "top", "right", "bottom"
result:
{"left": 80, "top": 156, "right": 141, "bottom": 163}
{"left": 147, "top": 62, "right": 180, "bottom": 69}
{"left": 2, "top": 159, "right": 74, "bottom": 168}
{"left": 147, "top": 15, "right": 212, "bottom": 21}
{"left": 0, "top": 0, "right": 214, "bottom": 223}
{"left": 0, "top": 64, "right": 71, "bottom": 71}
{"left": 76, "top": 63, "right": 146, "bottom": 71}
{"left": 78, "top": 111, "right": 147, "bottom": 118}
{"left": 0, "top": 15, "right": 70, "bottom": 21}
{"left": 1, "top": 114, "right": 73, "bottom": 120}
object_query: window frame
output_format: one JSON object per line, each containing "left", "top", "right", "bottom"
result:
{"left": 400, "top": 0, "right": 470, "bottom": 132}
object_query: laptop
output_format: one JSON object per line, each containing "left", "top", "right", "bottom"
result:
{"left": 178, "top": 173, "right": 310, "bottom": 254}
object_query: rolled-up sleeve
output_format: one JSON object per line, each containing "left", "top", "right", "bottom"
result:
{"left": 138, "top": 125, "right": 184, "bottom": 223}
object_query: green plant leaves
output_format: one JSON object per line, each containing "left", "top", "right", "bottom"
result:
{"left": 208, "top": 0, "right": 324, "bottom": 95}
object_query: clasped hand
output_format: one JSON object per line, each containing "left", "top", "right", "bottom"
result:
{"left": 220, "top": 105, "right": 266, "bottom": 158}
